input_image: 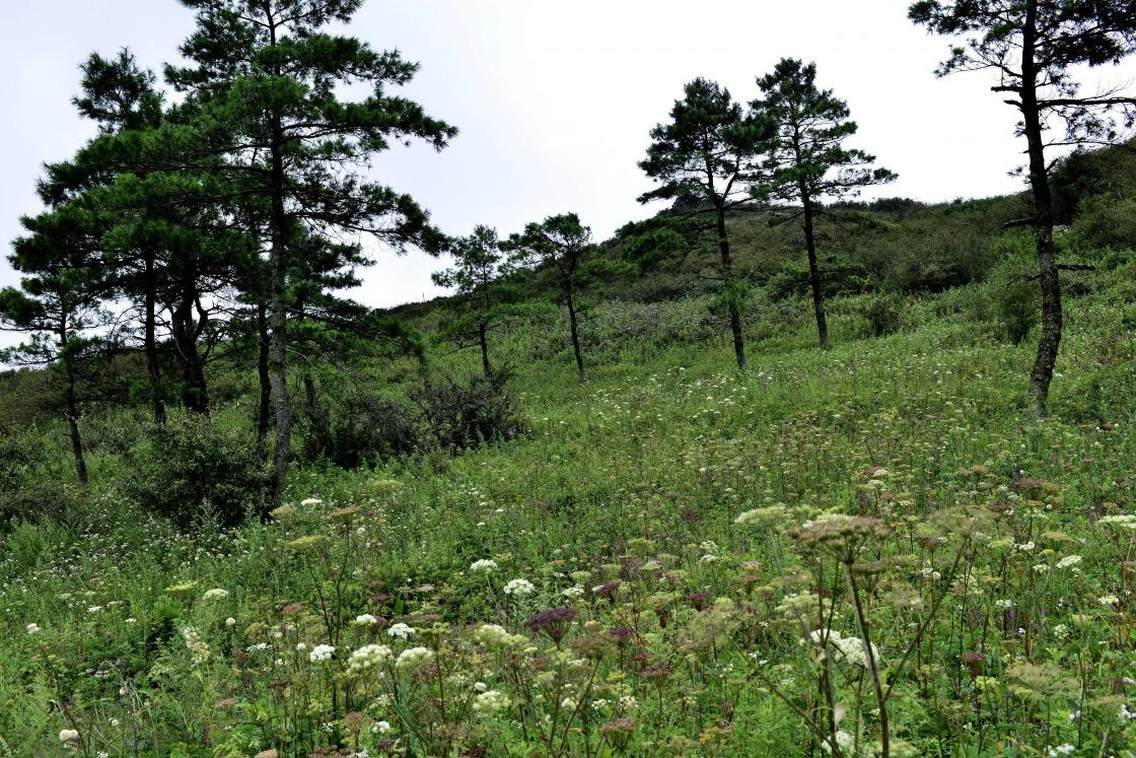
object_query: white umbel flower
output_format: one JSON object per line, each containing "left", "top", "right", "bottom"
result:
{"left": 503, "top": 578, "right": 535, "bottom": 596}
{"left": 309, "top": 643, "right": 336, "bottom": 663}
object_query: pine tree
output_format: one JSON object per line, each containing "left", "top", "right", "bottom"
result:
{"left": 910, "top": 0, "right": 1136, "bottom": 415}
{"left": 754, "top": 59, "right": 896, "bottom": 349}
{"left": 41, "top": 49, "right": 173, "bottom": 422}
{"left": 504, "top": 214, "right": 593, "bottom": 383}
{"left": 1, "top": 206, "right": 105, "bottom": 484}
{"left": 639, "top": 79, "right": 771, "bottom": 370}
{"left": 166, "top": 0, "right": 457, "bottom": 500}
{"left": 432, "top": 226, "right": 515, "bottom": 378}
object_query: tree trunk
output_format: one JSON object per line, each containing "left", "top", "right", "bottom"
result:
{"left": 59, "top": 321, "right": 88, "bottom": 485}
{"left": 255, "top": 299, "right": 271, "bottom": 462}
{"left": 479, "top": 320, "right": 492, "bottom": 378}
{"left": 302, "top": 371, "right": 329, "bottom": 456}
{"left": 172, "top": 263, "right": 209, "bottom": 415}
{"left": 716, "top": 205, "right": 746, "bottom": 370}
{"left": 1021, "top": 0, "right": 1062, "bottom": 417}
{"left": 143, "top": 249, "right": 166, "bottom": 424}
{"left": 65, "top": 385, "right": 88, "bottom": 485}
{"left": 267, "top": 131, "right": 292, "bottom": 503}
{"left": 801, "top": 191, "right": 829, "bottom": 349}
{"left": 566, "top": 287, "right": 586, "bottom": 383}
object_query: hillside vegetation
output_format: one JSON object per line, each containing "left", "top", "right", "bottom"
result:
{"left": 3, "top": 1, "right": 1136, "bottom": 755}
{"left": 3, "top": 158, "right": 1136, "bottom": 754}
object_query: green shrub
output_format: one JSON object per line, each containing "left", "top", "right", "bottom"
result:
{"left": 582, "top": 298, "right": 719, "bottom": 360}
{"left": 122, "top": 415, "right": 268, "bottom": 530}
{"left": 859, "top": 293, "right": 906, "bottom": 337}
{"left": 1070, "top": 194, "right": 1136, "bottom": 252}
{"left": 303, "top": 390, "right": 423, "bottom": 469}
{"left": 412, "top": 371, "right": 524, "bottom": 453}
{"left": 0, "top": 478, "right": 86, "bottom": 531}
{"left": 994, "top": 279, "right": 1038, "bottom": 344}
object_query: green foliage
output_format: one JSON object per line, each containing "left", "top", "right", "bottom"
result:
{"left": 638, "top": 77, "right": 769, "bottom": 209}
{"left": 1071, "top": 194, "right": 1136, "bottom": 252}
{"left": 754, "top": 58, "right": 896, "bottom": 206}
{"left": 302, "top": 388, "right": 422, "bottom": 469}
{"left": 858, "top": 292, "right": 906, "bottom": 337}
{"left": 995, "top": 279, "right": 1039, "bottom": 345}
{"left": 122, "top": 415, "right": 269, "bottom": 529}
{"left": 1051, "top": 141, "right": 1136, "bottom": 224}
{"left": 412, "top": 371, "right": 524, "bottom": 453}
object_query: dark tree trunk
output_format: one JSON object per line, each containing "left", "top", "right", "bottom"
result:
{"left": 565, "top": 286, "right": 586, "bottom": 383}
{"left": 59, "top": 319, "right": 88, "bottom": 485}
{"left": 172, "top": 262, "right": 209, "bottom": 415}
{"left": 255, "top": 299, "right": 272, "bottom": 462}
{"left": 1021, "top": 0, "right": 1062, "bottom": 417}
{"left": 143, "top": 249, "right": 166, "bottom": 424}
{"left": 64, "top": 363, "right": 88, "bottom": 485}
{"left": 267, "top": 131, "right": 292, "bottom": 503}
{"left": 716, "top": 205, "right": 746, "bottom": 370}
{"left": 302, "top": 371, "right": 329, "bottom": 455}
{"left": 478, "top": 320, "right": 492, "bottom": 378}
{"left": 801, "top": 191, "right": 829, "bottom": 349}
{"left": 263, "top": 11, "right": 292, "bottom": 504}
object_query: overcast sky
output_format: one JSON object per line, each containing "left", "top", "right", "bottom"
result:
{"left": 3, "top": 0, "right": 1134, "bottom": 343}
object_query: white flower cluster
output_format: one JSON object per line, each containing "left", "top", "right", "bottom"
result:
{"left": 353, "top": 614, "right": 378, "bottom": 626}
{"left": 1055, "top": 554, "right": 1082, "bottom": 570}
{"left": 387, "top": 622, "right": 415, "bottom": 640}
{"left": 734, "top": 504, "right": 788, "bottom": 526}
{"left": 346, "top": 644, "right": 392, "bottom": 674}
{"left": 309, "top": 643, "right": 336, "bottom": 663}
{"left": 470, "top": 559, "right": 498, "bottom": 573}
{"left": 475, "top": 623, "right": 526, "bottom": 648}
{"left": 808, "top": 629, "right": 881, "bottom": 669}
{"left": 395, "top": 646, "right": 433, "bottom": 671}
{"left": 503, "top": 578, "right": 535, "bottom": 597}
{"left": 181, "top": 626, "right": 211, "bottom": 667}
{"left": 202, "top": 588, "right": 230, "bottom": 601}
{"left": 472, "top": 689, "right": 511, "bottom": 716}
{"left": 1098, "top": 514, "right": 1136, "bottom": 530}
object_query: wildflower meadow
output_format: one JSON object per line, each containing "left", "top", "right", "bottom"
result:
{"left": 3, "top": 258, "right": 1136, "bottom": 755}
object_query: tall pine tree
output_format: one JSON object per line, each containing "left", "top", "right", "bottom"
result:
{"left": 505, "top": 214, "right": 592, "bottom": 384}
{"left": 1, "top": 206, "right": 105, "bottom": 484}
{"left": 639, "top": 79, "right": 770, "bottom": 370}
{"left": 754, "top": 59, "right": 896, "bottom": 348}
{"left": 166, "top": 0, "right": 457, "bottom": 499}
{"left": 432, "top": 226, "right": 514, "bottom": 378}
{"left": 910, "top": 0, "right": 1136, "bottom": 415}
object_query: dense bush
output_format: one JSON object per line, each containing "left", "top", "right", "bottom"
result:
{"left": 858, "top": 292, "right": 906, "bottom": 337}
{"left": 412, "top": 371, "right": 524, "bottom": 453}
{"left": 1070, "top": 194, "right": 1136, "bottom": 252}
{"left": 303, "top": 389, "right": 422, "bottom": 469}
{"left": 0, "top": 477, "right": 86, "bottom": 529}
{"left": 993, "top": 279, "right": 1038, "bottom": 344}
{"left": 121, "top": 415, "right": 268, "bottom": 530}
{"left": 0, "top": 433, "right": 84, "bottom": 528}
{"left": 765, "top": 257, "right": 870, "bottom": 301}
{"left": 582, "top": 298, "right": 720, "bottom": 360}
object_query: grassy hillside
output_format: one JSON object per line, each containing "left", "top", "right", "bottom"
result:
{"left": 2, "top": 143, "right": 1136, "bottom": 755}
{"left": 3, "top": 237, "right": 1136, "bottom": 754}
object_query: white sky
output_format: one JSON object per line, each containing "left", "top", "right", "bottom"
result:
{"left": 2, "top": 0, "right": 1134, "bottom": 346}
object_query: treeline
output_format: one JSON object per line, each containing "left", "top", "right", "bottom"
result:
{"left": 2, "top": 0, "right": 1135, "bottom": 514}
